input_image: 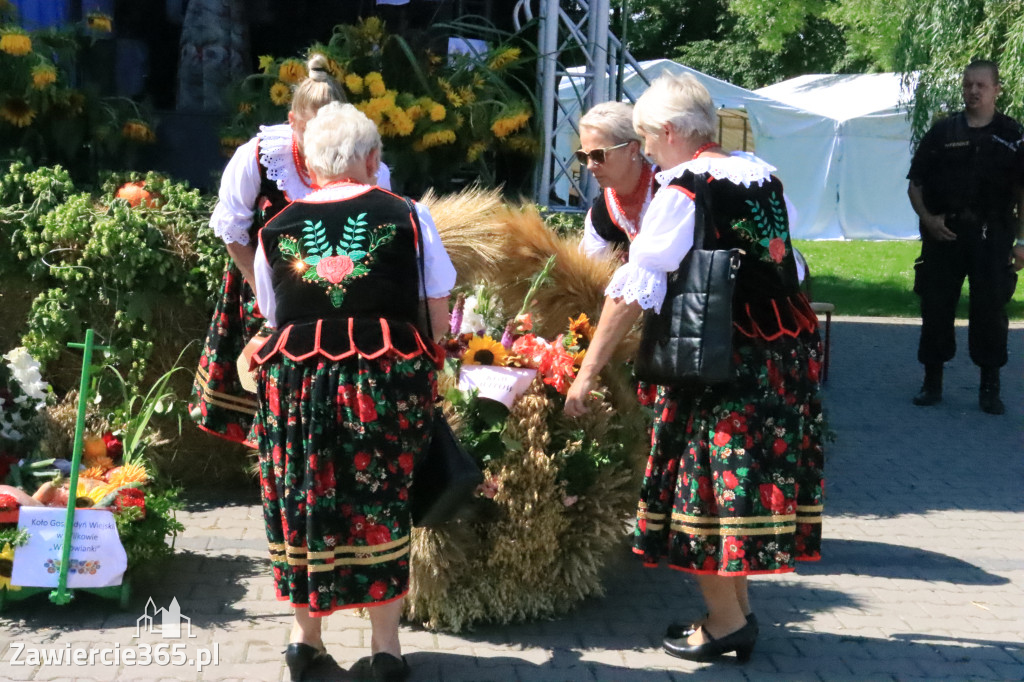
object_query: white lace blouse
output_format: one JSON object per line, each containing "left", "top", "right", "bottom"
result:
{"left": 253, "top": 183, "right": 456, "bottom": 329}
{"left": 604, "top": 153, "right": 778, "bottom": 313}
{"left": 208, "top": 123, "right": 394, "bottom": 246}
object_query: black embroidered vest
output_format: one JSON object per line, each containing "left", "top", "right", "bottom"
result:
{"left": 590, "top": 193, "right": 630, "bottom": 250}
{"left": 670, "top": 172, "right": 817, "bottom": 341}
{"left": 254, "top": 188, "right": 438, "bottom": 365}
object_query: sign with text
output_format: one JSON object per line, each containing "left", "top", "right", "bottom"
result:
{"left": 458, "top": 366, "right": 537, "bottom": 408}
{"left": 11, "top": 507, "right": 127, "bottom": 588}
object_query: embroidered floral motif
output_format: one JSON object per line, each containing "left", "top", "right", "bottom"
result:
{"left": 279, "top": 214, "right": 396, "bottom": 307}
{"left": 733, "top": 191, "right": 789, "bottom": 265}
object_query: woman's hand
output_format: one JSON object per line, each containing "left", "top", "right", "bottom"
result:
{"left": 565, "top": 373, "right": 597, "bottom": 417}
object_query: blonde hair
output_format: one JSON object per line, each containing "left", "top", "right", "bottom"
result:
{"left": 633, "top": 72, "right": 717, "bottom": 141}
{"left": 579, "top": 101, "right": 642, "bottom": 145}
{"left": 291, "top": 54, "right": 346, "bottom": 120}
{"left": 303, "top": 102, "right": 381, "bottom": 180}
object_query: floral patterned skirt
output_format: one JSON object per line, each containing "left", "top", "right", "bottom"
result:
{"left": 189, "top": 262, "right": 264, "bottom": 446}
{"left": 254, "top": 352, "right": 436, "bottom": 616}
{"left": 633, "top": 330, "right": 825, "bottom": 576}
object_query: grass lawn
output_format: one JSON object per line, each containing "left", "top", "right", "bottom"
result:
{"left": 794, "top": 240, "right": 1024, "bottom": 319}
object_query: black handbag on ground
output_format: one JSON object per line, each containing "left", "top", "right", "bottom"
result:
{"left": 405, "top": 198, "right": 483, "bottom": 528}
{"left": 633, "top": 174, "right": 743, "bottom": 387}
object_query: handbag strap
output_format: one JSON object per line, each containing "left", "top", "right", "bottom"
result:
{"left": 404, "top": 196, "right": 434, "bottom": 341}
{"left": 692, "top": 172, "right": 717, "bottom": 251}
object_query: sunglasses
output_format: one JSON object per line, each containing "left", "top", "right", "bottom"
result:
{"left": 574, "top": 141, "right": 630, "bottom": 164}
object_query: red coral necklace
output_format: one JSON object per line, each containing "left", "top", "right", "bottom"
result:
{"left": 292, "top": 136, "right": 312, "bottom": 188}
{"left": 607, "top": 161, "right": 653, "bottom": 233}
{"left": 692, "top": 141, "right": 720, "bottom": 159}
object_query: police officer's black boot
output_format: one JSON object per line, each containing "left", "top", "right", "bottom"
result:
{"left": 912, "top": 363, "right": 943, "bottom": 406}
{"left": 979, "top": 366, "right": 1005, "bottom": 415}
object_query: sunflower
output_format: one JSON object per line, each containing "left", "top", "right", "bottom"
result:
{"left": 122, "top": 119, "right": 155, "bottom": 143}
{"left": 491, "top": 110, "right": 531, "bottom": 139}
{"left": 568, "top": 313, "right": 595, "bottom": 345}
{"left": 86, "top": 12, "right": 112, "bottom": 33}
{"left": 258, "top": 55, "right": 276, "bottom": 74}
{"left": 344, "top": 74, "right": 364, "bottom": 95}
{"left": 0, "top": 30, "right": 31, "bottom": 57}
{"left": 364, "top": 71, "right": 386, "bottom": 98}
{"left": 466, "top": 141, "right": 487, "bottom": 162}
{"left": 269, "top": 81, "right": 292, "bottom": 106}
{"left": 487, "top": 46, "right": 521, "bottom": 71}
{"left": 0, "top": 544, "right": 20, "bottom": 592}
{"left": 31, "top": 63, "right": 57, "bottom": 89}
{"left": 278, "top": 58, "right": 306, "bottom": 85}
{"left": 463, "top": 335, "right": 509, "bottom": 366}
{"left": 0, "top": 98, "right": 35, "bottom": 127}
{"left": 414, "top": 128, "right": 456, "bottom": 151}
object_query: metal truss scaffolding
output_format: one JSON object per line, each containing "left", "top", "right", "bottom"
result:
{"left": 514, "top": 0, "right": 650, "bottom": 210}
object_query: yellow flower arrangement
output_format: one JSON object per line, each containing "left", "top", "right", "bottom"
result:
{"left": 359, "top": 16, "right": 385, "bottom": 45}
{"left": 405, "top": 104, "right": 423, "bottom": 122}
{"left": 344, "top": 73, "right": 364, "bottom": 95}
{"left": 31, "top": 63, "right": 57, "bottom": 90}
{"left": 269, "top": 81, "right": 292, "bottom": 106}
{"left": 258, "top": 55, "right": 276, "bottom": 74}
{"left": 122, "top": 119, "right": 156, "bottom": 143}
{"left": 0, "top": 29, "right": 31, "bottom": 56}
{"left": 426, "top": 101, "right": 446, "bottom": 122}
{"left": 487, "top": 46, "right": 521, "bottom": 71}
{"left": 503, "top": 135, "right": 539, "bottom": 155}
{"left": 0, "top": 98, "right": 35, "bottom": 127}
{"left": 278, "top": 58, "right": 306, "bottom": 85}
{"left": 414, "top": 128, "right": 457, "bottom": 151}
{"left": 466, "top": 141, "right": 487, "bottom": 162}
{"left": 491, "top": 110, "right": 531, "bottom": 139}
{"left": 81, "top": 466, "right": 108, "bottom": 481}
{"left": 463, "top": 335, "right": 509, "bottom": 366}
{"left": 458, "top": 86, "right": 476, "bottom": 106}
{"left": 364, "top": 71, "right": 386, "bottom": 98}
{"left": 0, "top": 544, "right": 20, "bottom": 592}
{"left": 108, "top": 463, "right": 149, "bottom": 486}
{"left": 86, "top": 12, "right": 113, "bottom": 33}
{"left": 384, "top": 107, "right": 415, "bottom": 137}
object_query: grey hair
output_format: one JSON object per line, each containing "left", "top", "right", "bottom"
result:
{"left": 579, "top": 101, "right": 642, "bottom": 144}
{"left": 291, "top": 54, "right": 346, "bottom": 120}
{"left": 303, "top": 102, "right": 381, "bottom": 180}
{"left": 633, "top": 72, "right": 717, "bottom": 141}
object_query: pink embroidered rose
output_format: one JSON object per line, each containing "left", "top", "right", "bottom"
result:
{"left": 768, "top": 237, "right": 786, "bottom": 263}
{"left": 316, "top": 255, "right": 355, "bottom": 284}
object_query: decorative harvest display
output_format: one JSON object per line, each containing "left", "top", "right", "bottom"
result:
{"left": 0, "top": 3, "right": 155, "bottom": 178}
{"left": 220, "top": 17, "right": 537, "bottom": 192}
{"left": 0, "top": 345, "right": 184, "bottom": 595}
{"left": 404, "top": 189, "right": 648, "bottom": 631}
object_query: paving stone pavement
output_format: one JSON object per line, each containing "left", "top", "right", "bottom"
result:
{"left": 1, "top": 317, "right": 1022, "bottom": 682}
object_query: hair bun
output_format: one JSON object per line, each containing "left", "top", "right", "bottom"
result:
{"left": 307, "top": 54, "right": 331, "bottom": 81}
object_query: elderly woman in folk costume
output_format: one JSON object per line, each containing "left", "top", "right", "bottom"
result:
{"left": 190, "top": 54, "right": 393, "bottom": 445}
{"left": 250, "top": 101, "right": 454, "bottom": 682}
{"left": 578, "top": 101, "right": 658, "bottom": 261}
{"left": 566, "top": 73, "right": 825, "bottom": 664}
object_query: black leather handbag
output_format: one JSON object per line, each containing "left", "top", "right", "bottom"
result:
{"left": 406, "top": 198, "right": 483, "bottom": 527}
{"left": 633, "top": 174, "right": 742, "bottom": 387}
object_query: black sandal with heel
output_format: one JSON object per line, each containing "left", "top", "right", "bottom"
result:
{"left": 665, "top": 612, "right": 758, "bottom": 639}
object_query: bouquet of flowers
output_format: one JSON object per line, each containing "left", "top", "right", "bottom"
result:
{"left": 406, "top": 260, "right": 649, "bottom": 631}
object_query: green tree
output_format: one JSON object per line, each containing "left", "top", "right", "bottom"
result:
{"left": 893, "top": 0, "right": 1024, "bottom": 138}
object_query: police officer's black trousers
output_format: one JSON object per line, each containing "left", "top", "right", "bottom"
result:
{"left": 914, "top": 229, "right": 1017, "bottom": 368}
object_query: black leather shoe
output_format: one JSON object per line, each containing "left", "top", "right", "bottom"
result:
{"left": 663, "top": 621, "right": 757, "bottom": 663}
{"left": 912, "top": 386, "right": 942, "bottom": 406}
{"left": 350, "top": 653, "right": 411, "bottom": 682}
{"left": 666, "top": 612, "right": 758, "bottom": 639}
{"left": 284, "top": 643, "right": 326, "bottom": 682}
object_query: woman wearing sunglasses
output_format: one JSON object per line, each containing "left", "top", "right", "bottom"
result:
{"left": 578, "top": 102, "right": 658, "bottom": 261}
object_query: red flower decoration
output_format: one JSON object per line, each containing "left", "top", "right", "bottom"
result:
{"left": 101, "top": 432, "right": 123, "bottom": 460}
{"left": 368, "top": 580, "right": 388, "bottom": 600}
{"left": 365, "top": 524, "right": 391, "bottom": 546}
{"left": 114, "top": 488, "right": 146, "bottom": 519}
{"left": 772, "top": 438, "right": 788, "bottom": 456}
{"left": 354, "top": 453, "right": 371, "bottom": 471}
{"left": 316, "top": 255, "right": 355, "bottom": 284}
{"left": 768, "top": 237, "right": 786, "bottom": 263}
{"left": 398, "top": 453, "right": 414, "bottom": 475}
{"left": 355, "top": 393, "right": 378, "bottom": 423}
{"left": 759, "top": 483, "right": 787, "bottom": 513}
{"left": 722, "top": 471, "right": 739, "bottom": 489}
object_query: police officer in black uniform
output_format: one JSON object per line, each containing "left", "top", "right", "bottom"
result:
{"left": 908, "top": 60, "right": 1024, "bottom": 414}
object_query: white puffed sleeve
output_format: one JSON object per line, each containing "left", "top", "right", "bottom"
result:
{"left": 377, "top": 162, "right": 392, "bottom": 191}
{"left": 416, "top": 202, "right": 456, "bottom": 299}
{"left": 209, "top": 137, "right": 261, "bottom": 245}
{"left": 604, "top": 187, "right": 695, "bottom": 313}
{"left": 579, "top": 209, "right": 612, "bottom": 258}
{"left": 253, "top": 245, "right": 277, "bottom": 328}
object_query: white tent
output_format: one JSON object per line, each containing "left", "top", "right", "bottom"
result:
{"left": 556, "top": 61, "right": 920, "bottom": 239}
{"left": 753, "top": 73, "right": 919, "bottom": 239}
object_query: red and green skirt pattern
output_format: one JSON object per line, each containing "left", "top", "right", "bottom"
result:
{"left": 633, "top": 331, "right": 825, "bottom": 576}
{"left": 254, "top": 353, "right": 436, "bottom": 616}
{"left": 189, "top": 263, "right": 265, "bottom": 445}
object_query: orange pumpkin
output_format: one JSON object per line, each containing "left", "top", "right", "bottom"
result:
{"left": 115, "top": 181, "right": 160, "bottom": 208}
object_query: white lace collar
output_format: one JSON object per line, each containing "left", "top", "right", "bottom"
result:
{"left": 655, "top": 152, "right": 776, "bottom": 188}
{"left": 257, "top": 123, "right": 314, "bottom": 201}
